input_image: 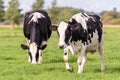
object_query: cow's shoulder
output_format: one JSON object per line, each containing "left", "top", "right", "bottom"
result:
{"left": 68, "top": 23, "right": 87, "bottom": 43}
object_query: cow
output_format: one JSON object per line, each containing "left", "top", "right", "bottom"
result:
{"left": 56, "top": 13, "right": 104, "bottom": 73}
{"left": 21, "top": 10, "right": 52, "bottom": 64}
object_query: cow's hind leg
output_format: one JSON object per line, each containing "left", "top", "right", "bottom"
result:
{"left": 98, "top": 42, "right": 105, "bottom": 71}
{"left": 38, "top": 50, "right": 42, "bottom": 64}
{"left": 64, "top": 48, "right": 73, "bottom": 72}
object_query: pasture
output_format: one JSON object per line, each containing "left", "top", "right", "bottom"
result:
{"left": 0, "top": 26, "right": 120, "bottom": 80}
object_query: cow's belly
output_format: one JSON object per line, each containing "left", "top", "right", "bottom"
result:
{"left": 87, "top": 32, "right": 100, "bottom": 53}
{"left": 68, "top": 32, "right": 100, "bottom": 54}
{"left": 86, "top": 41, "right": 99, "bottom": 53}
{"left": 68, "top": 41, "right": 82, "bottom": 55}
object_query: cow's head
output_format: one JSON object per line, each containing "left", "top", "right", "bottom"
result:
{"left": 21, "top": 42, "right": 46, "bottom": 64}
{"left": 57, "top": 21, "right": 73, "bottom": 49}
{"left": 57, "top": 20, "right": 82, "bottom": 49}
{"left": 21, "top": 43, "right": 39, "bottom": 64}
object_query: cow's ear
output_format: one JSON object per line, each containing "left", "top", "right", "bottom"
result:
{"left": 51, "top": 25, "right": 58, "bottom": 31}
{"left": 21, "top": 44, "right": 29, "bottom": 50}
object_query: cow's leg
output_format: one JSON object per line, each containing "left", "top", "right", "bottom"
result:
{"left": 26, "top": 39, "right": 31, "bottom": 62}
{"left": 64, "top": 48, "right": 73, "bottom": 72}
{"left": 38, "top": 50, "right": 42, "bottom": 64}
{"left": 98, "top": 42, "right": 104, "bottom": 71}
{"left": 77, "top": 45, "right": 87, "bottom": 73}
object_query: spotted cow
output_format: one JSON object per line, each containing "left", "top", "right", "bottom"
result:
{"left": 21, "top": 10, "right": 52, "bottom": 64}
{"left": 57, "top": 13, "right": 104, "bottom": 73}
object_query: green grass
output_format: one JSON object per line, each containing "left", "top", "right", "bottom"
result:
{"left": 0, "top": 27, "right": 120, "bottom": 80}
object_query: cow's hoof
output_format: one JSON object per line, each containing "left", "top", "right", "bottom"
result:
{"left": 28, "top": 59, "right": 31, "bottom": 63}
{"left": 31, "top": 62, "right": 37, "bottom": 64}
{"left": 78, "top": 70, "right": 83, "bottom": 74}
{"left": 38, "top": 62, "right": 42, "bottom": 64}
{"left": 67, "top": 67, "right": 73, "bottom": 72}
{"left": 78, "top": 71, "right": 82, "bottom": 74}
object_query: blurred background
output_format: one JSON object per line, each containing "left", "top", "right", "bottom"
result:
{"left": 1, "top": 0, "right": 120, "bottom": 28}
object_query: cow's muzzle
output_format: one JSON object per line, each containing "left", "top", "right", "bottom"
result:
{"left": 58, "top": 45, "right": 65, "bottom": 49}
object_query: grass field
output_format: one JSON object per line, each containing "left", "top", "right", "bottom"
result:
{"left": 0, "top": 26, "right": 120, "bottom": 80}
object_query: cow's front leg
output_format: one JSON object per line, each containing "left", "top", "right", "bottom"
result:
{"left": 77, "top": 45, "right": 87, "bottom": 73}
{"left": 38, "top": 50, "right": 42, "bottom": 64}
{"left": 64, "top": 48, "right": 73, "bottom": 72}
{"left": 26, "top": 39, "right": 31, "bottom": 62}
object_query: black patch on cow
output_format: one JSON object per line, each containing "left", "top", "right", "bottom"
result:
{"left": 86, "top": 15, "right": 102, "bottom": 43}
{"left": 65, "top": 23, "right": 88, "bottom": 45}
{"left": 39, "top": 44, "right": 47, "bottom": 50}
{"left": 68, "top": 18, "right": 78, "bottom": 25}
{"left": 81, "top": 13, "right": 88, "bottom": 17}
{"left": 65, "top": 25, "right": 72, "bottom": 45}
{"left": 64, "top": 53, "right": 67, "bottom": 55}
{"left": 21, "top": 44, "right": 29, "bottom": 50}
{"left": 71, "top": 23, "right": 88, "bottom": 44}
{"left": 36, "top": 49, "right": 39, "bottom": 62}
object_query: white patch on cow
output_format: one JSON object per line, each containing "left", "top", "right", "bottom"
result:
{"left": 67, "top": 46, "right": 74, "bottom": 55}
{"left": 66, "top": 63, "right": 72, "bottom": 70}
{"left": 29, "top": 42, "right": 37, "bottom": 64}
{"left": 58, "top": 21, "right": 68, "bottom": 47}
{"left": 77, "top": 44, "right": 87, "bottom": 73}
{"left": 78, "top": 55, "right": 87, "bottom": 73}
{"left": 69, "top": 13, "right": 89, "bottom": 30}
{"left": 64, "top": 48, "right": 68, "bottom": 61}
{"left": 29, "top": 12, "right": 45, "bottom": 24}
{"left": 87, "top": 30, "right": 99, "bottom": 52}
{"left": 67, "top": 41, "right": 82, "bottom": 55}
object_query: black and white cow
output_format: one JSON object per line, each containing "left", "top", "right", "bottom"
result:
{"left": 57, "top": 13, "right": 104, "bottom": 73}
{"left": 21, "top": 10, "right": 52, "bottom": 64}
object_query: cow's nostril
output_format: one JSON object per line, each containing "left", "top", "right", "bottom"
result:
{"left": 59, "top": 45, "right": 64, "bottom": 49}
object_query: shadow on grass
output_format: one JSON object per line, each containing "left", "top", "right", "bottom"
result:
{"left": 93, "top": 65, "right": 120, "bottom": 73}
{"left": 105, "top": 66, "right": 120, "bottom": 73}
{"left": 0, "top": 56, "right": 17, "bottom": 60}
